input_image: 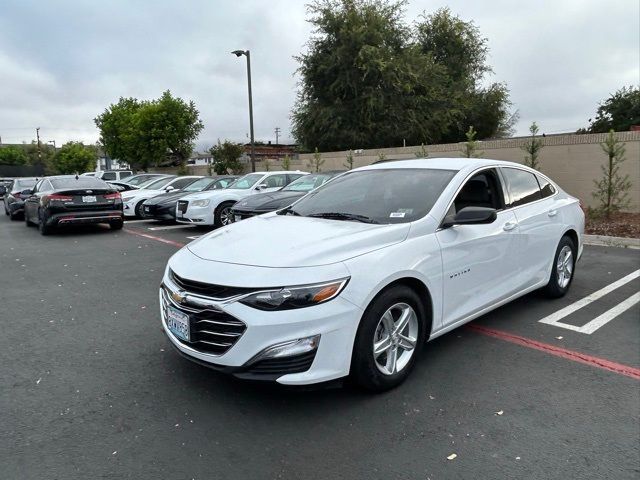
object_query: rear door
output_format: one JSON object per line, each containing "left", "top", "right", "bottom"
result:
{"left": 436, "top": 168, "right": 521, "bottom": 326}
{"left": 500, "top": 167, "right": 561, "bottom": 289}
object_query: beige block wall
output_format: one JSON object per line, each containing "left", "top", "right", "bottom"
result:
{"left": 296, "top": 132, "right": 640, "bottom": 212}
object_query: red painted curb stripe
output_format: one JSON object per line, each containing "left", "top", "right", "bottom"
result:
{"left": 467, "top": 324, "right": 640, "bottom": 381}
{"left": 124, "top": 228, "right": 186, "bottom": 248}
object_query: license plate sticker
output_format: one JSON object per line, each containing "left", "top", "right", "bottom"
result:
{"left": 167, "top": 306, "right": 190, "bottom": 342}
{"left": 82, "top": 195, "right": 97, "bottom": 203}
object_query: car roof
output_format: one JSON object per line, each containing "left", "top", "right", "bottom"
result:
{"left": 360, "top": 157, "right": 526, "bottom": 172}
{"left": 251, "top": 170, "right": 307, "bottom": 175}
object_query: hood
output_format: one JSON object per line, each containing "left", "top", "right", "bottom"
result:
{"left": 144, "top": 190, "right": 188, "bottom": 205}
{"left": 234, "top": 191, "right": 305, "bottom": 211}
{"left": 187, "top": 214, "right": 410, "bottom": 267}
{"left": 182, "top": 189, "right": 250, "bottom": 202}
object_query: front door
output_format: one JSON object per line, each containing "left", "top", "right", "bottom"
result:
{"left": 435, "top": 169, "right": 520, "bottom": 326}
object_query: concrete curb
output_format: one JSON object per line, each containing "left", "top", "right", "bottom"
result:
{"left": 584, "top": 234, "right": 640, "bottom": 249}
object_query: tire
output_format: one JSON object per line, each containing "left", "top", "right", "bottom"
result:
{"left": 25, "top": 208, "right": 34, "bottom": 226}
{"left": 4, "top": 202, "right": 8, "bottom": 215}
{"left": 110, "top": 219, "right": 124, "bottom": 230}
{"left": 9, "top": 209, "right": 20, "bottom": 221}
{"left": 38, "top": 209, "right": 52, "bottom": 236}
{"left": 350, "top": 285, "right": 427, "bottom": 392}
{"left": 213, "top": 201, "right": 235, "bottom": 228}
{"left": 134, "top": 201, "right": 145, "bottom": 218}
{"left": 542, "top": 235, "right": 576, "bottom": 298}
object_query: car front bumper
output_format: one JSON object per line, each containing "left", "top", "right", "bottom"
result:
{"left": 175, "top": 204, "right": 214, "bottom": 225}
{"left": 159, "top": 274, "right": 362, "bottom": 385}
{"left": 141, "top": 204, "right": 175, "bottom": 221}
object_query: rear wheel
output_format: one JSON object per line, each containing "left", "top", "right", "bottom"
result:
{"left": 214, "top": 201, "right": 235, "bottom": 228}
{"left": 110, "top": 219, "right": 124, "bottom": 230}
{"left": 38, "top": 209, "right": 52, "bottom": 236}
{"left": 542, "top": 235, "right": 576, "bottom": 298}
{"left": 351, "top": 285, "right": 426, "bottom": 392}
{"left": 9, "top": 208, "right": 20, "bottom": 221}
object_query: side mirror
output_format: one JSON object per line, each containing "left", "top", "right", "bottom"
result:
{"left": 164, "top": 186, "right": 175, "bottom": 192}
{"left": 21, "top": 189, "right": 34, "bottom": 196}
{"left": 256, "top": 183, "right": 268, "bottom": 190}
{"left": 442, "top": 206, "right": 497, "bottom": 228}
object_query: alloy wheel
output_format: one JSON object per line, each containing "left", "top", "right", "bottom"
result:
{"left": 373, "top": 302, "right": 419, "bottom": 376}
{"left": 220, "top": 206, "right": 232, "bottom": 226}
{"left": 556, "top": 245, "right": 573, "bottom": 288}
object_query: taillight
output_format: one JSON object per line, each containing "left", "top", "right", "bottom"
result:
{"left": 104, "top": 192, "right": 121, "bottom": 200}
{"left": 45, "top": 194, "right": 73, "bottom": 202}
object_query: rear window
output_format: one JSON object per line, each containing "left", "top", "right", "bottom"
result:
{"left": 101, "top": 172, "right": 117, "bottom": 181}
{"left": 14, "top": 178, "right": 37, "bottom": 189}
{"left": 120, "top": 171, "right": 132, "bottom": 178}
{"left": 536, "top": 175, "right": 557, "bottom": 198}
{"left": 50, "top": 177, "right": 109, "bottom": 189}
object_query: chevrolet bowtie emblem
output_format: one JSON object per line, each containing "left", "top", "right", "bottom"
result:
{"left": 171, "top": 290, "right": 186, "bottom": 304}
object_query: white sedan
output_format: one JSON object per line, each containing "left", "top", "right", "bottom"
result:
{"left": 175, "top": 171, "right": 307, "bottom": 227}
{"left": 159, "top": 158, "right": 584, "bottom": 391}
{"left": 121, "top": 176, "right": 201, "bottom": 217}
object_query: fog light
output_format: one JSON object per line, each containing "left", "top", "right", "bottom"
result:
{"left": 250, "top": 335, "right": 320, "bottom": 363}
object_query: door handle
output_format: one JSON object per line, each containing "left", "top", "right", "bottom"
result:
{"left": 548, "top": 209, "right": 558, "bottom": 217}
{"left": 503, "top": 221, "right": 518, "bottom": 231}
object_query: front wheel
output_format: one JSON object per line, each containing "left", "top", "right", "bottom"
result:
{"left": 214, "top": 201, "right": 235, "bottom": 228}
{"left": 542, "top": 235, "right": 576, "bottom": 298}
{"left": 134, "top": 201, "right": 145, "bottom": 218}
{"left": 350, "top": 285, "right": 426, "bottom": 392}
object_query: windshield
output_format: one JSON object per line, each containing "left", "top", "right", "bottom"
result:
{"left": 183, "top": 177, "right": 215, "bottom": 192}
{"left": 227, "top": 173, "right": 263, "bottom": 190}
{"left": 287, "top": 168, "right": 456, "bottom": 224}
{"left": 142, "top": 177, "right": 175, "bottom": 189}
{"left": 283, "top": 173, "right": 337, "bottom": 192}
{"left": 14, "top": 178, "right": 37, "bottom": 189}
{"left": 124, "top": 175, "right": 158, "bottom": 186}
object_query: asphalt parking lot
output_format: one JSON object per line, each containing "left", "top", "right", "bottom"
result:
{"left": 1, "top": 214, "right": 639, "bottom": 480}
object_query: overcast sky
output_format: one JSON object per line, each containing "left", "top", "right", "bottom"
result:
{"left": 0, "top": 0, "right": 638, "bottom": 151}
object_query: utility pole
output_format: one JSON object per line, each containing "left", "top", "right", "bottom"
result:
{"left": 231, "top": 49, "right": 256, "bottom": 172}
{"left": 274, "top": 127, "right": 281, "bottom": 145}
{"left": 36, "top": 127, "right": 42, "bottom": 161}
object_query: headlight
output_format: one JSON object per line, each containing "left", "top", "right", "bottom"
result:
{"left": 239, "top": 278, "right": 349, "bottom": 311}
{"left": 191, "top": 199, "right": 210, "bottom": 207}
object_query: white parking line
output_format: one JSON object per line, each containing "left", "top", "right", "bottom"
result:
{"left": 147, "top": 225, "right": 196, "bottom": 231}
{"left": 186, "top": 235, "right": 201, "bottom": 240}
{"left": 539, "top": 269, "right": 640, "bottom": 334}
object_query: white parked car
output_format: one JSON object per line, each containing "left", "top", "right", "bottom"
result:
{"left": 160, "top": 158, "right": 584, "bottom": 391}
{"left": 121, "top": 176, "right": 201, "bottom": 217}
{"left": 175, "top": 171, "right": 307, "bottom": 227}
{"left": 82, "top": 170, "right": 133, "bottom": 181}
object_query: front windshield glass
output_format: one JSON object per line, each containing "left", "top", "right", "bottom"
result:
{"left": 183, "top": 177, "right": 214, "bottom": 192}
{"left": 227, "top": 173, "right": 263, "bottom": 190}
{"left": 124, "top": 175, "right": 156, "bottom": 186}
{"left": 142, "top": 177, "right": 174, "bottom": 190}
{"left": 283, "top": 173, "right": 336, "bottom": 192}
{"left": 288, "top": 168, "right": 456, "bottom": 224}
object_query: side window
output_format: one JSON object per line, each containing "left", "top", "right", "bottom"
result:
{"left": 286, "top": 174, "right": 304, "bottom": 184}
{"left": 41, "top": 180, "right": 54, "bottom": 192}
{"left": 101, "top": 172, "right": 117, "bottom": 181}
{"left": 536, "top": 175, "right": 556, "bottom": 198}
{"left": 450, "top": 169, "right": 504, "bottom": 215}
{"left": 171, "top": 178, "right": 195, "bottom": 189}
{"left": 502, "top": 168, "right": 542, "bottom": 207}
{"left": 264, "top": 174, "right": 287, "bottom": 188}
{"left": 119, "top": 171, "right": 132, "bottom": 178}
{"left": 33, "top": 180, "right": 44, "bottom": 192}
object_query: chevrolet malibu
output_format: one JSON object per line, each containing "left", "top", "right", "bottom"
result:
{"left": 160, "top": 158, "right": 584, "bottom": 391}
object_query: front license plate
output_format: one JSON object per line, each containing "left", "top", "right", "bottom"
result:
{"left": 82, "top": 195, "right": 97, "bottom": 203}
{"left": 167, "top": 306, "right": 190, "bottom": 342}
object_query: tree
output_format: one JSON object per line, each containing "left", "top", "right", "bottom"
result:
{"left": 52, "top": 142, "right": 97, "bottom": 174}
{"left": 414, "top": 143, "right": 428, "bottom": 158}
{"left": 94, "top": 97, "right": 142, "bottom": 168}
{"left": 582, "top": 86, "right": 640, "bottom": 133}
{"left": 307, "top": 147, "right": 325, "bottom": 172}
{"left": 522, "top": 121, "right": 544, "bottom": 170}
{"left": 592, "top": 130, "right": 632, "bottom": 218}
{"left": 95, "top": 91, "right": 204, "bottom": 171}
{"left": 209, "top": 140, "right": 244, "bottom": 175}
{"left": 0, "top": 145, "right": 28, "bottom": 165}
{"left": 344, "top": 150, "right": 354, "bottom": 169}
{"left": 23, "top": 141, "right": 55, "bottom": 174}
{"left": 292, "top": 1, "right": 514, "bottom": 151}
{"left": 282, "top": 154, "right": 291, "bottom": 170}
{"left": 460, "top": 126, "right": 484, "bottom": 158}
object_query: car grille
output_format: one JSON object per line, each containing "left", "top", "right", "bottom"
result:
{"left": 170, "top": 270, "right": 258, "bottom": 299}
{"left": 161, "top": 287, "right": 246, "bottom": 355}
{"left": 177, "top": 200, "right": 188, "bottom": 213}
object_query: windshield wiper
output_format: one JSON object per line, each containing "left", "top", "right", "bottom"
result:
{"left": 307, "top": 212, "right": 379, "bottom": 224}
{"left": 278, "top": 206, "right": 300, "bottom": 216}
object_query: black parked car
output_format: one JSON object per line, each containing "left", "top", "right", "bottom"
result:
{"left": 3, "top": 177, "right": 38, "bottom": 220}
{"left": 107, "top": 181, "right": 140, "bottom": 192}
{"left": 23, "top": 176, "right": 124, "bottom": 235}
{"left": 141, "top": 175, "right": 238, "bottom": 221}
{"left": 230, "top": 171, "right": 344, "bottom": 222}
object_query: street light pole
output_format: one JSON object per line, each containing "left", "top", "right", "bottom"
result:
{"left": 232, "top": 49, "right": 256, "bottom": 172}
